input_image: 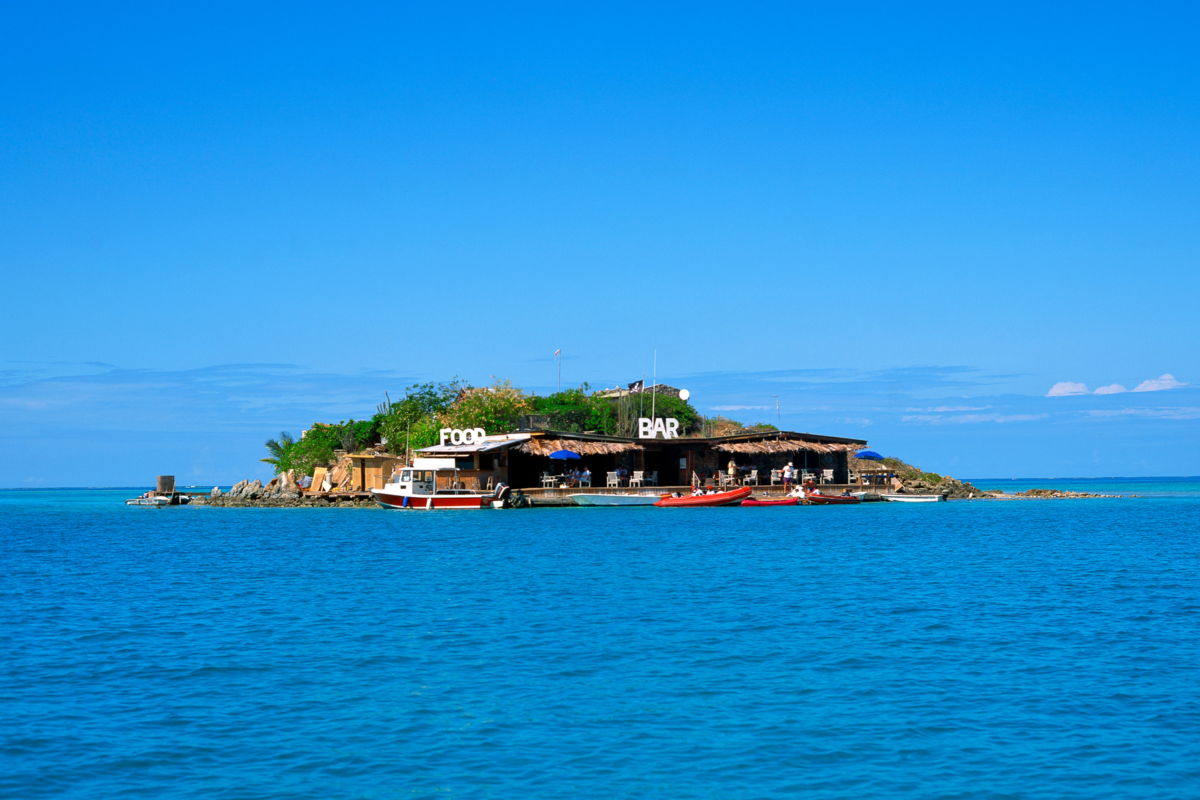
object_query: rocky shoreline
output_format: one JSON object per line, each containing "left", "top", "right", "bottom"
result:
{"left": 191, "top": 478, "right": 378, "bottom": 508}
{"left": 189, "top": 472, "right": 1118, "bottom": 508}
{"left": 1004, "top": 488, "right": 1122, "bottom": 499}
{"left": 892, "top": 474, "right": 994, "bottom": 500}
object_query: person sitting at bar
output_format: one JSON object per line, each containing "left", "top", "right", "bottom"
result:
{"left": 581, "top": 466, "right": 591, "bottom": 485}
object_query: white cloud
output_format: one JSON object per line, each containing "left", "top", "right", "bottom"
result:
{"left": 709, "top": 405, "right": 769, "bottom": 411}
{"left": 992, "top": 414, "right": 1049, "bottom": 423}
{"left": 901, "top": 413, "right": 1047, "bottom": 424}
{"left": 1131, "top": 374, "right": 1186, "bottom": 393}
{"left": 1093, "top": 384, "right": 1128, "bottom": 395}
{"left": 1047, "top": 381, "right": 1089, "bottom": 397}
{"left": 1086, "top": 407, "right": 1200, "bottom": 420}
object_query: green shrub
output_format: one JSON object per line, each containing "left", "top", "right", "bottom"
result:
{"left": 442, "top": 379, "right": 533, "bottom": 433}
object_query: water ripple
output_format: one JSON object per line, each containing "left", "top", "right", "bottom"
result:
{"left": 1, "top": 490, "right": 1199, "bottom": 798}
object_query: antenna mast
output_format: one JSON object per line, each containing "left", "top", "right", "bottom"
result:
{"left": 651, "top": 350, "right": 657, "bottom": 423}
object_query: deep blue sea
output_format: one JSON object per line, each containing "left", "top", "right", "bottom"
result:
{"left": 3, "top": 481, "right": 1200, "bottom": 799}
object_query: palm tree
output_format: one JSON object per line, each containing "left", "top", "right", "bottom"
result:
{"left": 261, "top": 431, "right": 295, "bottom": 470}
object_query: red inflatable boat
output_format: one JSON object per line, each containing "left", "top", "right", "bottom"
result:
{"left": 654, "top": 486, "right": 753, "bottom": 507}
{"left": 741, "top": 497, "right": 799, "bottom": 507}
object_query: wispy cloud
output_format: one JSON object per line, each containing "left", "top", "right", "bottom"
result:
{"left": 710, "top": 404, "right": 769, "bottom": 411}
{"left": 1047, "top": 381, "right": 1089, "bottom": 397}
{"left": 1093, "top": 384, "right": 1128, "bottom": 395}
{"left": 1086, "top": 406, "right": 1200, "bottom": 420}
{"left": 903, "top": 413, "right": 1048, "bottom": 424}
{"left": 1132, "top": 374, "right": 1186, "bottom": 393}
{"left": 905, "top": 405, "right": 992, "bottom": 412}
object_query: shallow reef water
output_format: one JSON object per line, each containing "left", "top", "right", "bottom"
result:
{"left": 2, "top": 485, "right": 1199, "bottom": 798}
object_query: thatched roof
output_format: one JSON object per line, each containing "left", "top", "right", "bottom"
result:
{"left": 516, "top": 438, "right": 643, "bottom": 457}
{"left": 714, "top": 438, "right": 863, "bottom": 455}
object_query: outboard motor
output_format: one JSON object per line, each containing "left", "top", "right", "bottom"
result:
{"left": 493, "top": 482, "right": 512, "bottom": 508}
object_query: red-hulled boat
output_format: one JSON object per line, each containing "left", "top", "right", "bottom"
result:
{"left": 371, "top": 458, "right": 501, "bottom": 509}
{"left": 741, "top": 497, "right": 799, "bottom": 507}
{"left": 654, "top": 486, "right": 752, "bottom": 507}
{"left": 804, "top": 491, "right": 862, "bottom": 505}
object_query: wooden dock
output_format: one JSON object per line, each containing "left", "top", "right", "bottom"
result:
{"left": 519, "top": 484, "right": 878, "bottom": 506}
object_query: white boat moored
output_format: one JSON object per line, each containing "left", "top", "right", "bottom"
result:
{"left": 126, "top": 495, "right": 171, "bottom": 507}
{"left": 881, "top": 493, "right": 943, "bottom": 503}
{"left": 569, "top": 493, "right": 661, "bottom": 507}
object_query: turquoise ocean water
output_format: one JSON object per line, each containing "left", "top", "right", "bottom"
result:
{"left": 3, "top": 482, "right": 1199, "bottom": 798}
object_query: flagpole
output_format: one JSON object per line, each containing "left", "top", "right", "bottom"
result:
{"left": 651, "top": 349, "right": 656, "bottom": 423}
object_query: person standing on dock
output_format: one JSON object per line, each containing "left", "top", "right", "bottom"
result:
{"left": 783, "top": 462, "right": 794, "bottom": 491}
{"left": 727, "top": 459, "right": 737, "bottom": 480}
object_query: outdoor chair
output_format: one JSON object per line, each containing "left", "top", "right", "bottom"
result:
{"left": 801, "top": 470, "right": 814, "bottom": 483}
{"left": 607, "top": 472, "right": 621, "bottom": 487}
{"left": 630, "top": 470, "right": 645, "bottom": 488}
{"left": 821, "top": 469, "right": 834, "bottom": 484}
{"left": 541, "top": 472, "right": 557, "bottom": 488}
{"left": 485, "top": 476, "right": 494, "bottom": 491}
{"left": 580, "top": 475, "right": 592, "bottom": 487}
{"left": 746, "top": 469, "right": 758, "bottom": 486}
{"left": 646, "top": 471, "right": 658, "bottom": 486}
{"left": 770, "top": 469, "right": 781, "bottom": 485}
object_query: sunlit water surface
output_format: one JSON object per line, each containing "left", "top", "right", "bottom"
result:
{"left": 3, "top": 485, "right": 1199, "bottom": 798}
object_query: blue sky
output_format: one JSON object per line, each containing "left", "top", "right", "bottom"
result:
{"left": 1, "top": 3, "right": 1197, "bottom": 486}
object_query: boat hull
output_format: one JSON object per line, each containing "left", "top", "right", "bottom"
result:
{"left": 881, "top": 494, "right": 943, "bottom": 503}
{"left": 371, "top": 488, "right": 491, "bottom": 509}
{"left": 741, "top": 497, "right": 799, "bottom": 507}
{"left": 805, "top": 493, "right": 862, "bottom": 505}
{"left": 570, "top": 493, "right": 661, "bottom": 506}
{"left": 655, "top": 486, "right": 752, "bottom": 507}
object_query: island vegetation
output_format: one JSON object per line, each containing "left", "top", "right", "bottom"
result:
{"left": 260, "top": 377, "right": 783, "bottom": 477}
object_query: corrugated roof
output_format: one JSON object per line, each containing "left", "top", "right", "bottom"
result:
{"left": 418, "top": 434, "right": 530, "bottom": 455}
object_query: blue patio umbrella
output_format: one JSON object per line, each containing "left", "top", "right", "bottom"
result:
{"left": 548, "top": 449, "right": 581, "bottom": 480}
{"left": 856, "top": 450, "right": 884, "bottom": 460}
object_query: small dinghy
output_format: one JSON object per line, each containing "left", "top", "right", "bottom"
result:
{"left": 741, "top": 497, "right": 799, "bottom": 507}
{"left": 126, "top": 495, "right": 170, "bottom": 507}
{"left": 654, "top": 486, "right": 752, "bottom": 507}
{"left": 881, "top": 493, "right": 944, "bottom": 503}
{"left": 804, "top": 492, "right": 862, "bottom": 505}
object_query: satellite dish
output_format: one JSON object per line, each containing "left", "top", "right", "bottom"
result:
{"left": 679, "top": 389, "right": 690, "bottom": 401}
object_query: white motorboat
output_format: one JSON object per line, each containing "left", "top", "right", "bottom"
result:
{"left": 372, "top": 458, "right": 501, "bottom": 509}
{"left": 881, "top": 493, "right": 943, "bottom": 503}
{"left": 126, "top": 495, "right": 170, "bottom": 507}
{"left": 570, "top": 493, "right": 661, "bottom": 506}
